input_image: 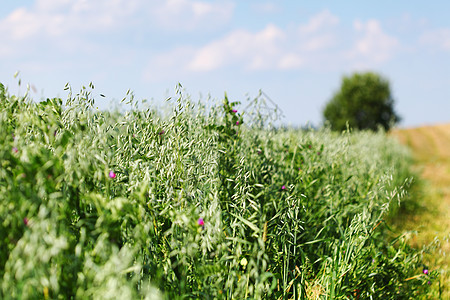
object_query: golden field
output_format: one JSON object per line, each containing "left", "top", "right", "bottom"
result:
{"left": 391, "top": 123, "right": 450, "bottom": 298}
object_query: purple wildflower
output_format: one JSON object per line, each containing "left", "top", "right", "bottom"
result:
{"left": 232, "top": 109, "right": 237, "bottom": 113}
{"left": 281, "top": 185, "right": 286, "bottom": 190}
{"left": 23, "top": 217, "right": 29, "bottom": 226}
{"left": 159, "top": 130, "right": 165, "bottom": 135}
{"left": 12, "top": 147, "right": 18, "bottom": 153}
{"left": 236, "top": 121, "right": 239, "bottom": 125}
{"left": 423, "top": 269, "right": 429, "bottom": 275}
{"left": 109, "top": 171, "right": 116, "bottom": 179}
{"left": 198, "top": 218, "right": 204, "bottom": 226}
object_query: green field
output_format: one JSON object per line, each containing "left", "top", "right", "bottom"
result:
{"left": 0, "top": 83, "right": 439, "bottom": 299}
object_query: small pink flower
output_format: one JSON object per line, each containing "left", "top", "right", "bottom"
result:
{"left": 109, "top": 171, "right": 116, "bottom": 179}
{"left": 423, "top": 269, "right": 429, "bottom": 275}
{"left": 232, "top": 109, "right": 237, "bottom": 113}
{"left": 236, "top": 121, "right": 239, "bottom": 125}
{"left": 12, "top": 147, "right": 18, "bottom": 153}
{"left": 23, "top": 217, "right": 29, "bottom": 226}
{"left": 281, "top": 185, "right": 286, "bottom": 190}
{"left": 198, "top": 218, "right": 204, "bottom": 226}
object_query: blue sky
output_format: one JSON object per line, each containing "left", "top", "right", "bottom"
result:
{"left": 1, "top": 0, "right": 450, "bottom": 127}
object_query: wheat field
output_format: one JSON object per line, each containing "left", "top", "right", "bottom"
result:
{"left": 391, "top": 123, "right": 450, "bottom": 298}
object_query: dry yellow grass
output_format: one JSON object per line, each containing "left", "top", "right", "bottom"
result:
{"left": 391, "top": 123, "right": 450, "bottom": 298}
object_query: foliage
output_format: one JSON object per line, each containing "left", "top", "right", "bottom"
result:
{"left": 0, "top": 82, "right": 436, "bottom": 299}
{"left": 323, "top": 72, "right": 400, "bottom": 132}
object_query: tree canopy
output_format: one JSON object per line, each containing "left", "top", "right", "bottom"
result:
{"left": 323, "top": 72, "right": 400, "bottom": 131}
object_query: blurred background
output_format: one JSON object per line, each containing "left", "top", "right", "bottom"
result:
{"left": 1, "top": 0, "right": 449, "bottom": 128}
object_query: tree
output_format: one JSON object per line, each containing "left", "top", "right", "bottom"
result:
{"left": 323, "top": 72, "right": 400, "bottom": 131}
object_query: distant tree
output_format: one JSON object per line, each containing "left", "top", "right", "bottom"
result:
{"left": 323, "top": 72, "right": 400, "bottom": 131}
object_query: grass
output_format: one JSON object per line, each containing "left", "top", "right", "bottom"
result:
{"left": 0, "top": 82, "right": 438, "bottom": 299}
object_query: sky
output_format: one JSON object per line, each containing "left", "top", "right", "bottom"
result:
{"left": 1, "top": 0, "right": 450, "bottom": 128}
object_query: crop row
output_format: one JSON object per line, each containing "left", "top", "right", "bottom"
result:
{"left": 0, "top": 83, "right": 434, "bottom": 299}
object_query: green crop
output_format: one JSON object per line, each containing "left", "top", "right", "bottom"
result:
{"left": 0, "top": 82, "right": 437, "bottom": 299}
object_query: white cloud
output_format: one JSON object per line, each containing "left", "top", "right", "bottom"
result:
{"left": 1, "top": 3, "right": 424, "bottom": 84}
{"left": 150, "top": 10, "right": 400, "bottom": 77}
{"left": 1, "top": 0, "right": 141, "bottom": 40}
{"left": 144, "top": 10, "right": 406, "bottom": 78}
{"left": 188, "top": 24, "right": 285, "bottom": 71}
{"left": 347, "top": 19, "right": 399, "bottom": 67}
{"left": 186, "top": 11, "right": 341, "bottom": 72}
{"left": 0, "top": 0, "right": 233, "bottom": 59}
{"left": 2, "top": 8, "right": 39, "bottom": 41}
{"left": 299, "top": 10, "right": 339, "bottom": 35}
